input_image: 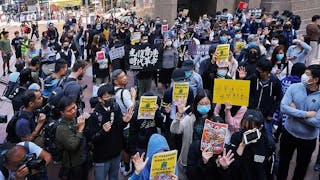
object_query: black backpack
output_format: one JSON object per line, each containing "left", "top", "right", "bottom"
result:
{"left": 3, "top": 77, "right": 21, "bottom": 100}
{"left": 6, "top": 111, "right": 32, "bottom": 143}
{"left": 42, "top": 119, "right": 63, "bottom": 162}
{"left": 11, "top": 86, "right": 27, "bottom": 112}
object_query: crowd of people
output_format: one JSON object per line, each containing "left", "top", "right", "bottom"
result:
{"left": 0, "top": 6, "right": 319, "bottom": 180}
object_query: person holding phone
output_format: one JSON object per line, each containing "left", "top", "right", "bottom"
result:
{"left": 228, "top": 109, "right": 275, "bottom": 180}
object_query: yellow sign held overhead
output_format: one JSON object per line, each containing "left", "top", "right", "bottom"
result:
{"left": 235, "top": 42, "right": 246, "bottom": 52}
{"left": 215, "top": 44, "right": 230, "bottom": 67}
{"left": 138, "top": 96, "right": 157, "bottom": 119}
{"left": 172, "top": 82, "right": 189, "bottom": 105}
{"left": 213, "top": 79, "right": 250, "bottom": 106}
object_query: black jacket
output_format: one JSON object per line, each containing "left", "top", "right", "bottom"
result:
{"left": 128, "top": 106, "right": 164, "bottom": 155}
{"left": 187, "top": 140, "right": 232, "bottom": 180}
{"left": 84, "top": 103, "right": 128, "bottom": 163}
{"left": 229, "top": 131, "right": 275, "bottom": 180}
{"left": 247, "top": 74, "right": 283, "bottom": 118}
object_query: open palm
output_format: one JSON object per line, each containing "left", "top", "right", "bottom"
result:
{"left": 218, "top": 148, "right": 235, "bottom": 169}
{"left": 132, "top": 152, "right": 149, "bottom": 174}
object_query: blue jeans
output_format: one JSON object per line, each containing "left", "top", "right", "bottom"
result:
{"left": 264, "top": 120, "right": 273, "bottom": 136}
{"left": 94, "top": 155, "right": 121, "bottom": 180}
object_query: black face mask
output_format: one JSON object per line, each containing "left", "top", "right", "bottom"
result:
{"left": 63, "top": 46, "right": 68, "bottom": 51}
{"left": 104, "top": 98, "right": 114, "bottom": 108}
{"left": 248, "top": 51, "right": 258, "bottom": 62}
{"left": 284, "top": 24, "right": 291, "bottom": 30}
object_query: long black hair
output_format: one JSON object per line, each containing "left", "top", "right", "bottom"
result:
{"left": 192, "top": 89, "right": 213, "bottom": 118}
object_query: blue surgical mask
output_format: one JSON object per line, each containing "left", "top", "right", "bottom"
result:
{"left": 276, "top": 54, "right": 284, "bottom": 61}
{"left": 235, "top": 34, "right": 242, "bottom": 39}
{"left": 197, "top": 105, "right": 211, "bottom": 115}
{"left": 234, "top": 26, "right": 240, "bottom": 31}
{"left": 248, "top": 41, "right": 258, "bottom": 47}
{"left": 217, "top": 69, "right": 228, "bottom": 78}
{"left": 259, "top": 35, "right": 265, "bottom": 40}
{"left": 185, "top": 71, "right": 192, "bottom": 78}
{"left": 220, "top": 36, "right": 228, "bottom": 43}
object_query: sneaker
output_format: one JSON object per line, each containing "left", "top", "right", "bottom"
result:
{"left": 8, "top": 70, "right": 12, "bottom": 74}
{"left": 119, "top": 161, "right": 126, "bottom": 174}
{"left": 314, "top": 163, "right": 320, "bottom": 171}
{"left": 122, "top": 159, "right": 133, "bottom": 176}
{"left": 2, "top": 72, "right": 5, "bottom": 76}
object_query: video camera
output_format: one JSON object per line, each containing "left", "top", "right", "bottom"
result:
{"left": 20, "top": 153, "right": 46, "bottom": 175}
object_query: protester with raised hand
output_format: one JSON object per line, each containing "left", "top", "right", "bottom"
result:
{"left": 129, "top": 134, "right": 178, "bottom": 180}
{"left": 229, "top": 109, "right": 275, "bottom": 180}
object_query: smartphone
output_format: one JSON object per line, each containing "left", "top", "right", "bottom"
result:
{"left": 243, "top": 128, "right": 261, "bottom": 144}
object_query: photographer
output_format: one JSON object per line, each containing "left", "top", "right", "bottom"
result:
{"left": 4, "top": 141, "right": 51, "bottom": 180}
{"left": 6, "top": 89, "right": 46, "bottom": 144}
{"left": 228, "top": 109, "right": 275, "bottom": 180}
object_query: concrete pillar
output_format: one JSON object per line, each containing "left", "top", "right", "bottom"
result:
{"left": 216, "top": 0, "right": 235, "bottom": 14}
{"left": 154, "top": 0, "right": 177, "bottom": 26}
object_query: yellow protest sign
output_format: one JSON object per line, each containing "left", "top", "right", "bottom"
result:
{"left": 150, "top": 150, "right": 177, "bottom": 179}
{"left": 131, "top": 32, "right": 141, "bottom": 45}
{"left": 235, "top": 42, "right": 246, "bottom": 52}
{"left": 213, "top": 79, "right": 250, "bottom": 106}
{"left": 138, "top": 96, "right": 157, "bottom": 119}
{"left": 215, "top": 44, "right": 230, "bottom": 67}
{"left": 173, "top": 82, "right": 189, "bottom": 105}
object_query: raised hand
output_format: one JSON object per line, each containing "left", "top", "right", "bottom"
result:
{"left": 123, "top": 107, "right": 134, "bottom": 122}
{"left": 132, "top": 152, "right": 149, "bottom": 175}
{"left": 225, "top": 101, "right": 232, "bottom": 110}
{"left": 202, "top": 147, "right": 213, "bottom": 164}
{"left": 218, "top": 148, "right": 235, "bottom": 169}
{"left": 165, "top": 103, "right": 172, "bottom": 114}
{"left": 102, "top": 121, "right": 112, "bottom": 132}
{"left": 237, "top": 66, "right": 247, "bottom": 79}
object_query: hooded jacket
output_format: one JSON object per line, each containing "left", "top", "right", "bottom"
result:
{"left": 247, "top": 73, "right": 283, "bottom": 118}
{"left": 129, "top": 134, "right": 175, "bottom": 180}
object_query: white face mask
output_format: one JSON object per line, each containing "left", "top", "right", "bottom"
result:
{"left": 271, "top": 39, "right": 279, "bottom": 45}
{"left": 301, "top": 73, "right": 311, "bottom": 86}
{"left": 166, "top": 40, "right": 172, "bottom": 46}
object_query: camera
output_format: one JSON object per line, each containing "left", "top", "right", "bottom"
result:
{"left": 243, "top": 128, "right": 261, "bottom": 144}
{"left": 0, "top": 114, "right": 7, "bottom": 123}
{"left": 22, "top": 153, "right": 46, "bottom": 172}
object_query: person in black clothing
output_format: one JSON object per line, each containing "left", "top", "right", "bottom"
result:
{"left": 237, "top": 45, "right": 262, "bottom": 78}
{"left": 136, "top": 34, "right": 156, "bottom": 97}
{"left": 46, "top": 23, "right": 59, "bottom": 43}
{"left": 128, "top": 92, "right": 164, "bottom": 156}
{"left": 161, "top": 68, "right": 194, "bottom": 152}
{"left": 30, "top": 21, "right": 39, "bottom": 41}
{"left": 84, "top": 84, "right": 134, "bottom": 180}
{"left": 56, "top": 41, "right": 76, "bottom": 68}
{"left": 228, "top": 109, "right": 275, "bottom": 180}
{"left": 187, "top": 140, "right": 234, "bottom": 180}
{"left": 11, "top": 31, "right": 23, "bottom": 60}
